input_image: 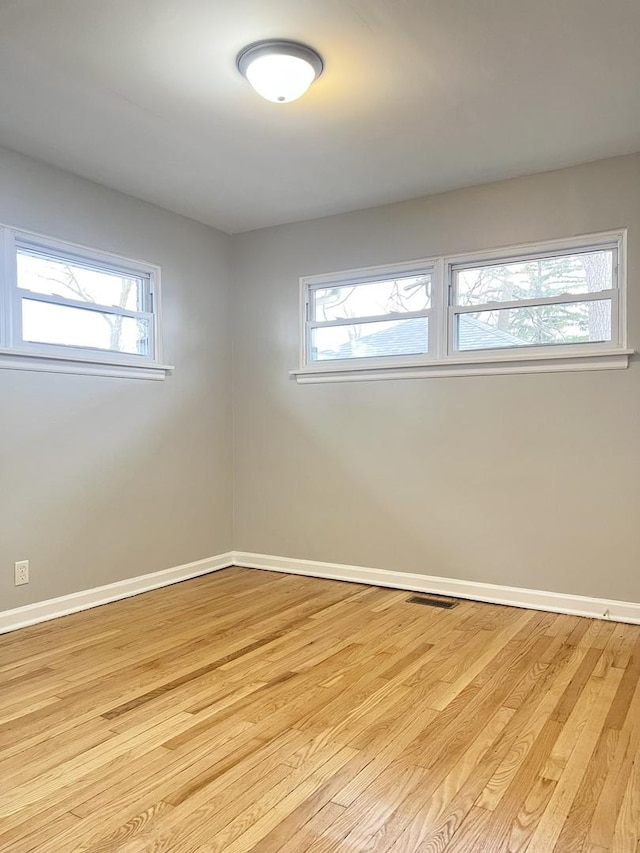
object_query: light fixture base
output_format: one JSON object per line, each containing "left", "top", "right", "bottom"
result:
{"left": 237, "top": 39, "right": 324, "bottom": 79}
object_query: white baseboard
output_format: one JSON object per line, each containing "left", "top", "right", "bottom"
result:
{"left": 232, "top": 551, "right": 640, "bottom": 625}
{"left": 2, "top": 549, "right": 639, "bottom": 635}
{"left": 0, "top": 552, "right": 234, "bottom": 635}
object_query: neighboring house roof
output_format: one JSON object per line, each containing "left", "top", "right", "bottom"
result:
{"left": 456, "top": 314, "right": 524, "bottom": 350}
{"left": 323, "top": 314, "right": 522, "bottom": 360}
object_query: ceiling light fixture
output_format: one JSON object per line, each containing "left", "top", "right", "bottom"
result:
{"left": 236, "top": 39, "right": 324, "bottom": 104}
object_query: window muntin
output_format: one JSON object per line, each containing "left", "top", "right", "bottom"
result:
{"left": 0, "top": 228, "right": 163, "bottom": 373}
{"left": 307, "top": 268, "right": 433, "bottom": 363}
{"left": 300, "top": 232, "right": 626, "bottom": 376}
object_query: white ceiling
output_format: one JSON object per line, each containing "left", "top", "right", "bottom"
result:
{"left": 0, "top": 0, "right": 639, "bottom": 233}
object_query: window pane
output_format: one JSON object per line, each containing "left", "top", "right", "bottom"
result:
{"left": 22, "top": 300, "right": 151, "bottom": 356}
{"left": 455, "top": 300, "right": 612, "bottom": 351}
{"left": 312, "top": 273, "right": 431, "bottom": 321}
{"left": 311, "top": 317, "right": 428, "bottom": 361}
{"left": 17, "top": 248, "right": 146, "bottom": 311}
{"left": 455, "top": 250, "right": 614, "bottom": 306}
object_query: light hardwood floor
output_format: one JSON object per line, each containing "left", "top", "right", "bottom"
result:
{"left": 1, "top": 568, "right": 639, "bottom": 852}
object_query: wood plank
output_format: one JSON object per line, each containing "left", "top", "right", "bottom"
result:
{"left": 526, "top": 663, "right": 625, "bottom": 853}
{"left": 611, "top": 752, "right": 640, "bottom": 853}
{"left": 0, "top": 567, "right": 638, "bottom": 853}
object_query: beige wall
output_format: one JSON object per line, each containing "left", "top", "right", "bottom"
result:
{"left": 0, "top": 147, "right": 233, "bottom": 609}
{"left": 232, "top": 153, "right": 640, "bottom": 602}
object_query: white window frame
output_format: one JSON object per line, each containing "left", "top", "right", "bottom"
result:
{"left": 292, "top": 230, "right": 631, "bottom": 383}
{"left": 0, "top": 225, "right": 173, "bottom": 380}
{"left": 302, "top": 260, "right": 438, "bottom": 366}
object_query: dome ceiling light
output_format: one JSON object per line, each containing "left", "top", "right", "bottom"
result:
{"left": 236, "top": 39, "right": 324, "bottom": 104}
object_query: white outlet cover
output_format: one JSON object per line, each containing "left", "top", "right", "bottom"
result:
{"left": 15, "top": 560, "right": 29, "bottom": 585}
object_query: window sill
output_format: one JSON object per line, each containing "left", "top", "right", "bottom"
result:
{"left": 291, "top": 349, "right": 634, "bottom": 384}
{"left": 0, "top": 348, "right": 174, "bottom": 380}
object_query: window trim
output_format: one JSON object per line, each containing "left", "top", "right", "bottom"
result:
{"left": 0, "top": 225, "right": 173, "bottom": 380}
{"left": 293, "top": 230, "right": 631, "bottom": 383}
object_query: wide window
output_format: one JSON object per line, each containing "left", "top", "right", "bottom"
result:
{"left": 0, "top": 227, "right": 170, "bottom": 379}
{"left": 295, "top": 231, "right": 629, "bottom": 382}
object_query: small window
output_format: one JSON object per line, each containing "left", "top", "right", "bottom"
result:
{"left": 295, "top": 231, "right": 629, "bottom": 382}
{"left": 305, "top": 265, "right": 433, "bottom": 363}
{"left": 0, "top": 228, "right": 171, "bottom": 379}
{"left": 450, "top": 246, "right": 618, "bottom": 354}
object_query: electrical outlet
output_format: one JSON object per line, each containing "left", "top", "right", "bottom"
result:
{"left": 14, "top": 560, "right": 29, "bottom": 586}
